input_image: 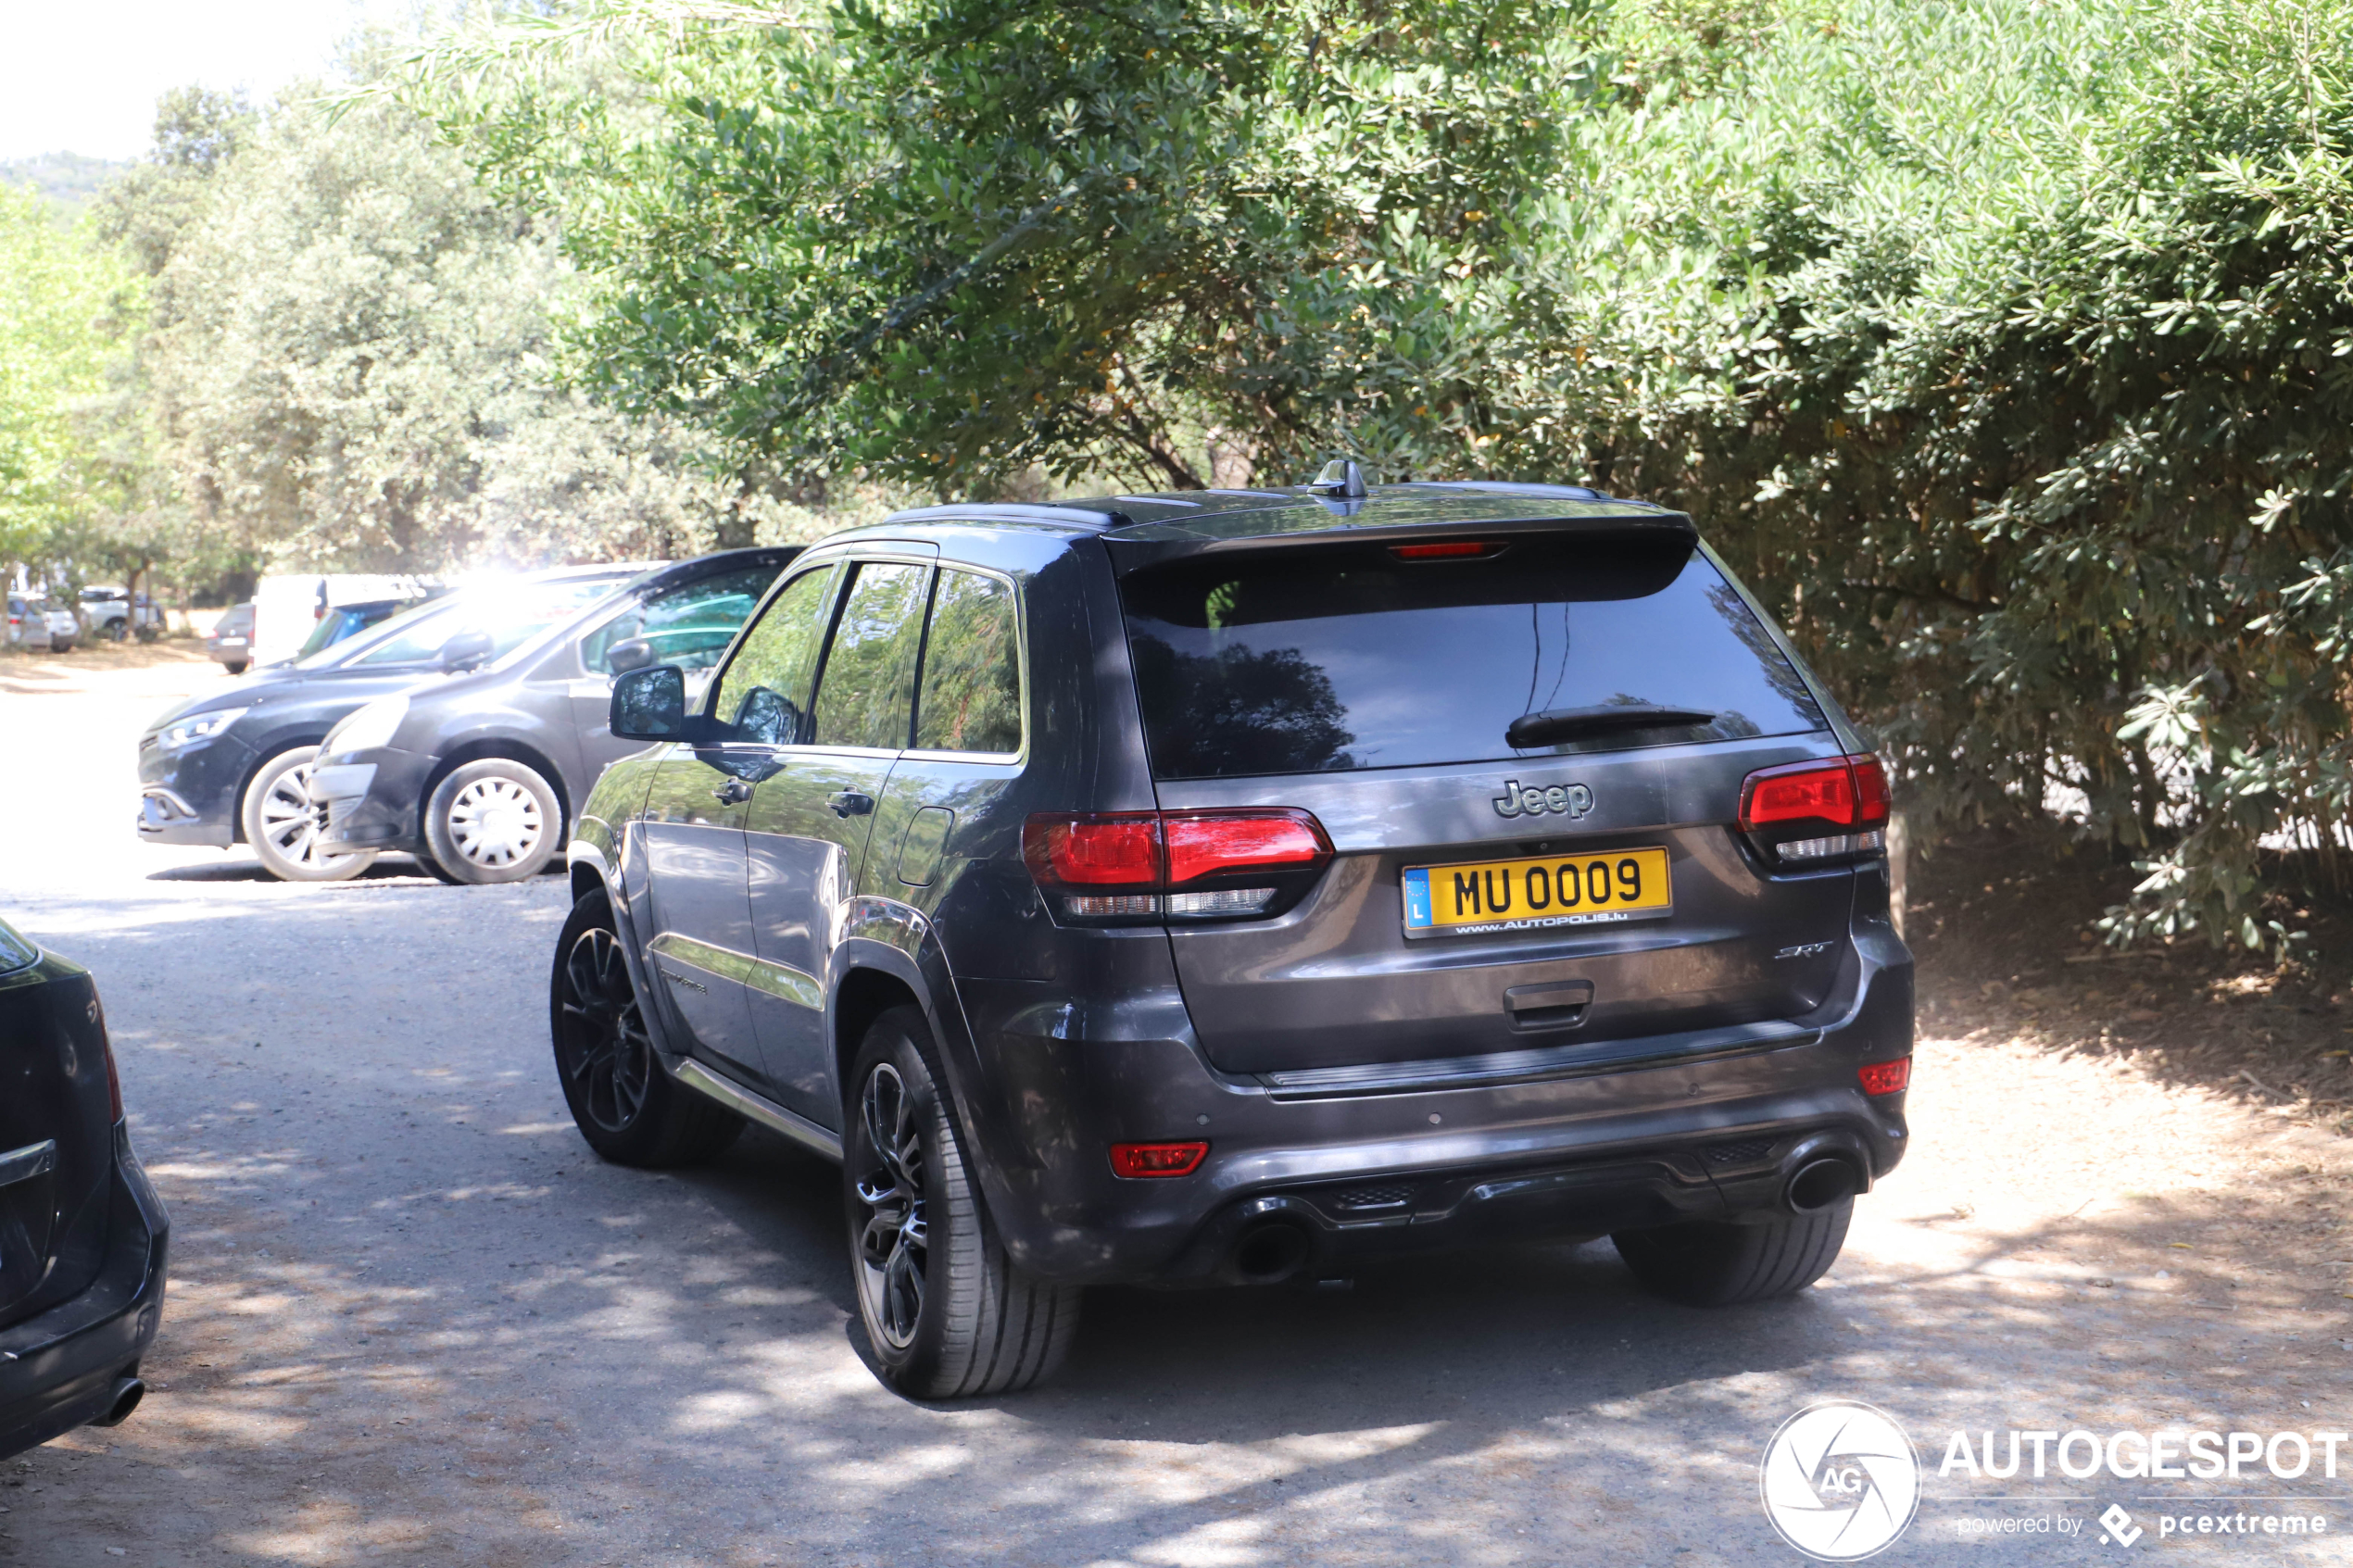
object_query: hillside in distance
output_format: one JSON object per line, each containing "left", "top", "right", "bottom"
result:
{"left": 1, "top": 152, "right": 130, "bottom": 222}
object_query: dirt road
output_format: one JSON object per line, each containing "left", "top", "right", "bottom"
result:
{"left": 5, "top": 649, "right": 2347, "bottom": 1564}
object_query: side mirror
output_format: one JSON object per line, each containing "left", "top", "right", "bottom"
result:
{"left": 606, "top": 636, "right": 655, "bottom": 674}
{"left": 610, "top": 664, "right": 695, "bottom": 742}
{"left": 436, "top": 628, "right": 494, "bottom": 671}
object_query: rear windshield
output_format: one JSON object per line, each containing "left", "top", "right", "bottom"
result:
{"left": 1119, "top": 536, "right": 1826, "bottom": 780}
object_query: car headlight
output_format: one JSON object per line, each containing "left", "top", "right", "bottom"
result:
{"left": 157, "top": 707, "right": 249, "bottom": 749}
{"left": 323, "top": 695, "right": 410, "bottom": 757}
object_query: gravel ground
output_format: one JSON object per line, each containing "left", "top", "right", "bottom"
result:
{"left": 4, "top": 649, "right": 2348, "bottom": 1565}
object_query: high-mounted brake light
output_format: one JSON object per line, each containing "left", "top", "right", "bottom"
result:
{"left": 1390, "top": 540, "right": 1503, "bottom": 560}
{"left": 1025, "top": 809, "right": 1333, "bottom": 922}
{"left": 1109, "top": 1141, "right": 1209, "bottom": 1178}
{"left": 1738, "top": 755, "right": 1892, "bottom": 864}
{"left": 1857, "top": 1057, "right": 1911, "bottom": 1097}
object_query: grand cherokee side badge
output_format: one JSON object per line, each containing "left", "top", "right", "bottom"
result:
{"left": 1493, "top": 780, "right": 1593, "bottom": 820}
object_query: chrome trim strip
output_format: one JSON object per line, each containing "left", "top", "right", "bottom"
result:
{"left": 647, "top": 932, "right": 823, "bottom": 1010}
{"left": 673, "top": 1060, "right": 842, "bottom": 1162}
{"left": 0, "top": 1139, "right": 57, "bottom": 1190}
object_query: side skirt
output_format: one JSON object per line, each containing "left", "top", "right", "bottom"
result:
{"left": 672, "top": 1058, "right": 844, "bottom": 1163}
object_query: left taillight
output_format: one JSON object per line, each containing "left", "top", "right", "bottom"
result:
{"left": 1738, "top": 754, "right": 1891, "bottom": 867}
{"left": 1024, "top": 809, "right": 1333, "bottom": 923}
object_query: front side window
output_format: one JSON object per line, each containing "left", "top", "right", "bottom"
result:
{"left": 913, "top": 569, "right": 1022, "bottom": 755}
{"left": 581, "top": 565, "right": 783, "bottom": 674}
{"left": 810, "top": 561, "right": 932, "bottom": 750}
{"left": 712, "top": 565, "right": 840, "bottom": 745}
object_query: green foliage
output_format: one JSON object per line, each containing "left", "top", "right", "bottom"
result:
{"left": 0, "top": 185, "right": 134, "bottom": 571}
{"left": 412, "top": 0, "right": 2353, "bottom": 948}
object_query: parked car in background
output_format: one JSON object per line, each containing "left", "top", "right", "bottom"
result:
{"left": 6, "top": 595, "right": 78, "bottom": 653}
{"left": 80, "top": 588, "right": 165, "bottom": 643}
{"left": 0, "top": 915, "right": 170, "bottom": 1461}
{"left": 289, "top": 596, "right": 435, "bottom": 663}
{"left": 139, "top": 566, "right": 651, "bottom": 881}
{"left": 551, "top": 472, "right": 1912, "bottom": 1398}
{"left": 207, "top": 604, "right": 257, "bottom": 673}
{"left": 311, "top": 548, "right": 798, "bottom": 884}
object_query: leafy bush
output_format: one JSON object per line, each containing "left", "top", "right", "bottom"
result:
{"left": 419, "top": 0, "right": 2353, "bottom": 946}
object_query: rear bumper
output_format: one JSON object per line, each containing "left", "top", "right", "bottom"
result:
{"left": 950, "top": 920, "right": 1911, "bottom": 1286}
{"left": 0, "top": 1127, "right": 170, "bottom": 1461}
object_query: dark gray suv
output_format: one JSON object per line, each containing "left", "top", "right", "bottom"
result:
{"left": 551, "top": 474, "right": 1913, "bottom": 1398}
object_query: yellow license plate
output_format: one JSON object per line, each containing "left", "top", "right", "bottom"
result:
{"left": 1403, "top": 847, "right": 1671, "bottom": 935}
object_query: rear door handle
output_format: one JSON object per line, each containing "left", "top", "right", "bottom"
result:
{"left": 0, "top": 1140, "right": 56, "bottom": 1190}
{"left": 711, "top": 779, "right": 753, "bottom": 806}
{"left": 828, "top": 790, "right": 875, "bottom": 819}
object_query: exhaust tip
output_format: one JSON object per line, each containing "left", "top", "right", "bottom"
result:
{"left": 1230, "top": 1222, "right": 1313, "bottom": 1285}
{"left": 92, "top": 1375, "right": 145, "bottom": 1427}
{"left": 1785, "top": 1158, "right": 1860, "bottom": 1214}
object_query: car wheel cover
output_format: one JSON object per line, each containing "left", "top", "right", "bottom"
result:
{"left": 853, "top": 1062, "right": 928, "bottom": 1350}
{"left": 446, "top": 776, "right": 545, "bottom": 867}
{"left": 257, "top": 760, "right": 360, "bottom": 871}
{"left": 556, "top": 926, "right": 653, "bottom": 1132}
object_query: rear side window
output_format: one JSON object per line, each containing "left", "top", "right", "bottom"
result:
{"left": 712, "top": 565, "right": 839, "bottom": 744}
{"left": 913, "top": 569, "right": 1022, "bottom": 756}
{"left": 1119, "top": 537, "right": 1826, "bottom": 780}
{"left": 811, "top": 562, "right": 931, "bottom": 749}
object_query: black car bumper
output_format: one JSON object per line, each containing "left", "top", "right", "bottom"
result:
{"left": 947, "top": 922, "right": 1913, "bottom": 1286}
{"left": 134, "top": 736, "right": 253, "bottom": 847}
{"left": 0, "top": 1125, "right": 170, "bottom": 1461}
{"left": 312, "top": 747, "right": 431, "bottom": 854}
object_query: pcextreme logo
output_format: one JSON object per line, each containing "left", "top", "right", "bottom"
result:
{"left": 1761, "top": 1400, "right": 1923, "bottom": 1561}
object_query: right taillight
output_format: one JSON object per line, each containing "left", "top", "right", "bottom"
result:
{"left": 1024, "top": 809, "right": 1333, "bottom": 923}
{"left": 1738, "top": 754, "right": 1891, "bottom": 867}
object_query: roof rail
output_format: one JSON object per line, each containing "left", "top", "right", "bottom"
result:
{"left": 881, "top": 502, "right": 1130, "bottom": 531}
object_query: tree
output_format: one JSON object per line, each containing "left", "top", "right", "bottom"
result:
{"left": 0, "top": 184, "right": 132, "bottom": 583}
{"left": 146, "top": 59, "right": 778, "bottom": 574}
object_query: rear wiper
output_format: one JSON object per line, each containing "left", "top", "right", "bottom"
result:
{"left": 1506, "top": 704, "right": 1718, "bottom": 748}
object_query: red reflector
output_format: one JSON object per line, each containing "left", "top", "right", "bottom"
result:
{"left": 1857, "top": 1057, "right": 1911, "bottom": 1097}
{"left": 1164, "top": 809, "right": 1331, "bottom": 885}
{"left": 1109, "top": 1141, "right": 1209, "bottom": 1178}
{"left": 1023, "top": 814, "right": 1161, "bottom": 885}
{"left": 1390, "top": 540, "right": 1497, "bottom": 559}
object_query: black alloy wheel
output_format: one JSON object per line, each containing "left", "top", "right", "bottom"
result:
{"left": 853, "top": 1062, "right": 929, "bottom": 1349}
{"left": 556, "top": 924, "right": 653, "bottom": 1135}
{"left": 546, "top": 890, "right": 742, "bottom": 1167}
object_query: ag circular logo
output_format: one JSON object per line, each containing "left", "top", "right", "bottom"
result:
{"left": 1759, "top": 1400, "right": 1921, "bottom": 1561}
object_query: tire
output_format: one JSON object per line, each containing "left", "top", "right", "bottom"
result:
{"left": 409, "top": 846, "right": 465, "bottom": 884}
{"left": 422, "top": 759, "right": 562, "bottom": 884}
{"left": 846, "top": 1006, "right": 1079, "bottom": 1399}
{"left": 549, "top": 890, "right": 742, "bottom": 1167}
{"left": 106, "top": 620, "right": 127, "bottom": 643}
{"left": 1612, "top": 1199, "right": 1853, "bottom": 1307}
{"left": 240, "top": 749, "right": 379, "bottom": 883}
{"left": 223, "top": 660, "right": 247, "bottom": 675}
{"left": 50, "top": 637, "right": 71, "bottom": 653}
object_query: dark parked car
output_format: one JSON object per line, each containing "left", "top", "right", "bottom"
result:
{"left": 206, "top": 603, "right": 257, "bottom": 673}
{"left": 0, "top": 916, "right": 169, "bottom": 1461}
{"left": 140, "top": 566, "right": 649, "bottom": 881}
{"left": 548, "top": 467, "right": 1914, "bottom": 1398}
{"left": 309, "top": 548, "right": 798, "bottom": 884}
